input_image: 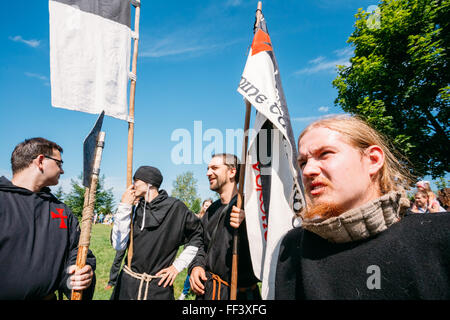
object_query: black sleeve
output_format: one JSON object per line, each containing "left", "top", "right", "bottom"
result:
{"left": 59, "top": 207, "right": 97, "bottom": 300}
{"left": 188, "top": 213, "right": 208, "bottom": 275}
{"left": 182, "top": 206, "right": 204, "bottom": 249}
{"left": 275, "top": 228, "right": 301, "bottom": 300}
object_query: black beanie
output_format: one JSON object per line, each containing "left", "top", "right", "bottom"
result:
{"left": 133, "top": 166, "right": 163, "bottom": 188}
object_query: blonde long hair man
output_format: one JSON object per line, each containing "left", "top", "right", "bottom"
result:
{"left": 275, "top": 115, "right": 450, "bottom": 299}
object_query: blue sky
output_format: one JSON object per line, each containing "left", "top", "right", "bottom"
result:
{"left": 1, "top": 0, "right": 420, "bottom": 204}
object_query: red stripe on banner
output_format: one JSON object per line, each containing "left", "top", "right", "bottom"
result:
{"left": 251, "top": 29, "right": 272, "bottom": 56}
{"left": 252, "top": 162, "right": 268, "bottom": 241}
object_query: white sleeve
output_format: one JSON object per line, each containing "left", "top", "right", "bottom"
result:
{"left": 111, "top": 203, "right": 133, "bottom": 251}
{"left": 172, "top": 245, "right": 199, "bottom": 272}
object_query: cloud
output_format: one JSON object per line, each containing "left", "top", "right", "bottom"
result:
{"left": 9, "top": 35, "right": 40, "bottom": 48}
{"left": 318, "top": 106, "right": 329, "bottom": 112}
{"left": 225, "top": 0, "right": 243, "bottom": 6}
{"left": 25, "top": 72, "right": 50, "bottom": 86}
{"left": 140, "top": 33, "right": 241, "bottom": 59}
{"left": 291, "top": 116, "right": 321, "bottom": 123}
{"left": 295, "top": 47, "right": 353, "bottom": 75}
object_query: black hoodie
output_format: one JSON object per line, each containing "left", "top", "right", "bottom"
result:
{"left": 0, "top": 176, "right": 96, "bottom": 300}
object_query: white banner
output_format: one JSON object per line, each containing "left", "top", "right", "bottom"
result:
{"left": 237, "top": 12, "right": 306, "bottom": 300}
{"left": 49, "top": 0, "right": 131, "bottom": 121}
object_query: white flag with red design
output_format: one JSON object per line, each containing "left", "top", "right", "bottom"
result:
{"left": 237, "top": 11, "right": 306, "bottom": 300}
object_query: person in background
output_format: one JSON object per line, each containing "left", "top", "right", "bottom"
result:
{"left": 415, "top": 180, "right": 445, "bottom": 212}
{"left": 409, "top": 190, "right": 434, "bottom": 213}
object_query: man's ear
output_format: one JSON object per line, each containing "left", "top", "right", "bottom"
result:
{"left": 33, "top": 154, "right": 45, "bottom": 172}
{"left": 229, "top": 167, "right": 237, "bottom": 181}
{"left": 365, "top": 145, "right": 384, "bottom": 178}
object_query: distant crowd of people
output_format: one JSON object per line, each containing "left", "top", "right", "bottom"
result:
{"left": 408, "top": 180, "right": 448, "bottom": 214}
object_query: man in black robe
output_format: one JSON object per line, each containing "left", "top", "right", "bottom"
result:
{"left": 275, "top": 116, "right": 450, "bottom": 299}
{"left": 189, "top": 153, "right": 260, "bottom": 300}
{"left": 0, "top": 137, "right": 96, "bottom": 300}
{"left": 111, "top": 166, "right": 203, "bottom": 300}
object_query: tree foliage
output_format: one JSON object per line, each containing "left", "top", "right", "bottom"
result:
{"left": 333, "top": 0, "right": 449, "bottom": 178}
{"left": 64, "top": 173, "right": 115, "bottom": 222}
{"left": 171, "top": 171, "right": 201, "bottom": 213}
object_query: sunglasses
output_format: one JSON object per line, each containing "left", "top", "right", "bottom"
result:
{"left": 44, "top": 155, "right": 64, "bottom": 168}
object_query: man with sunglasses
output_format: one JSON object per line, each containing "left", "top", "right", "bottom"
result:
{"left": 0, "top": 137, "right": 96, "bottom": 300}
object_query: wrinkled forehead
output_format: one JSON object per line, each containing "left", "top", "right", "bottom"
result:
{"left": 298, "top": 127, "right": 349, "bottom": 152}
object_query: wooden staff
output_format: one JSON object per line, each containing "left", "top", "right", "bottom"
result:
{"left": 126, "top": 0, "right": 141, "bottom": 269}
{"left": 230, "top": 1, "right": 263, "bottom": 301}
{"left": 71, "top": 132, "right": 106, "bottom": 300}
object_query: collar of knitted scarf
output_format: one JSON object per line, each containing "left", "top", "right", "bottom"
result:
{"left": 301, "top": 191, "right": 410, "bottom": 243}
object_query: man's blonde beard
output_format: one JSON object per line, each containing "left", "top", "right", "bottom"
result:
{"left": 303, "top": 201, "right": 345, "bottom": 222}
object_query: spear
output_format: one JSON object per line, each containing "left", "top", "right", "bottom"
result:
{"left": 71, "top": 131, "right": 106, "bottom": 300}
{"left": 230, "top": 1, "right": 263, "bottom": 300}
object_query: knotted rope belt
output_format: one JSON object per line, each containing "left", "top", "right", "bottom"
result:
{"left": 210, "top": 272, "right": 229, "bottom": 300}
{"left": 210, "top": 272, "right": 258, "bottom": 300}
{"left": 123, "top": 265, "right": 162, "bottom": 300}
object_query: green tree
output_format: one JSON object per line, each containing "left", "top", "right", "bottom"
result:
{"left": 171, "top": 171, "right": 201, "bottom": 212}
{"left": 53, "top": 186, "right": 65, "bottom": 202}
{"left": 435, "top": 177, "right": 450, "bottom": 189}
{"left": 333, "top": 0, "right": 449, "bottom": 178}
{"left": 64, "top": 173, "right": 116, "bottom": 222}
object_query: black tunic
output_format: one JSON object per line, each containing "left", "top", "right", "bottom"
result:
{"left": 275, "top": 212, "right": 450, "bottom": 299}
{"left": 0, "top": 176, "right": 96, "bottom": 300}
{"left": 189, "top": 195, "right": 260, "bottom": 300}
{"left": 112, "top": 190, "right": 203, "bottom": 300}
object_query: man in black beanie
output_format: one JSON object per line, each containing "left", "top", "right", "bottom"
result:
{"left": 110, "top": 166, "right": 203, "bottom": 300}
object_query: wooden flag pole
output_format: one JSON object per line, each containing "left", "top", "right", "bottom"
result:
{"left": 230, "top": 1, "right": 263, "bottom": 301}
{"left": 126, "top": 0, "right": 141, "bottom": 268}
{"left": 71, "top": 132, "right": 106, "bottom": 300}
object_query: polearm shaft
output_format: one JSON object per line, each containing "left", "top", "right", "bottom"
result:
{"left": 71, "top": 131, "right": 106, "bottom": 300}
{"left": 230, "top": 1, "right": 263, "bottom": 301}
{"left": 230, "top": 100, "right": 252, "bottom": 300}
{"left": 126, "top": 0, "right": 141, "bottom": 269}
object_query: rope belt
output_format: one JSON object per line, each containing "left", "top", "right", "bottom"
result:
{"left": 123, "top": 265, "right": 162, "bottom": 300}
{"left": 210, "top": 272, "right": 229, "bottom": 300}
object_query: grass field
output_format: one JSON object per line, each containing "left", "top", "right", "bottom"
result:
{"left": 89, "top": 223, "right": 196, "bottom": 300}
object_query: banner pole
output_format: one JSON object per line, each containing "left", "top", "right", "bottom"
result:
{"left": 230, "top": 1, "right": 263, "bottom": 301}
{"left": 126, "top": 0, "right": 141, "bottom": 268}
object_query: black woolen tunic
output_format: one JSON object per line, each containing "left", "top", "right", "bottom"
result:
{"left": 0, "top": 176, "right": 96, "bottom": 300}
{"left": 275, "top": 212, "right": 450, "bottom": 300}
{"left": 189, "top": 195, "right": 260, "bottom": 300}
{"left": 112, "top": 190, "right": 203, "bottom": 300}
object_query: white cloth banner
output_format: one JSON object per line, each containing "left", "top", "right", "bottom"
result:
{"left": 49, "top": 0, "right": 131, "bottom": 121}
{"left": 237, "top": 13, "right": 306, "bottom": 300}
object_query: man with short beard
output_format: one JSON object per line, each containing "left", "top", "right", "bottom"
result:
{"left": 189, "top": 153, "right": 261, "bottom": 300}
{"left": 275, "top": 116, "right": 450, "bottom": 299}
